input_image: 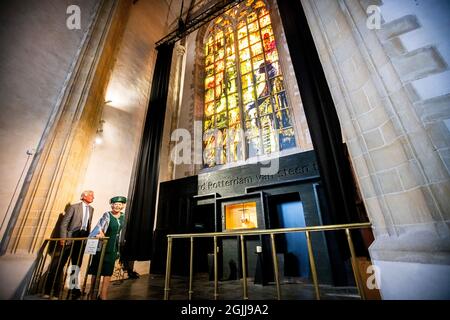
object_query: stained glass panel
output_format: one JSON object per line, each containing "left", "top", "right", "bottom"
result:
{"left": 203, "top": 0, "right": 296, "bottom": 168}
{"left": 270, "top": 76, "right": 284, "bottom": 93}
{"left": 275, "top": 108, "right": 292, "bottom": 128}
{"left": 240, "top": 60, "right": 252, "bottom": 75}
{"left": 251, "top": 42, "right": 263, "bottom": 56}
{"left": 249, "top": 32, "right": 259, "bottom": 45}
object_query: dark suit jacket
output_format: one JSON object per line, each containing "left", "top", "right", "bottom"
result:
{"left": 59, "top": 202, "right": 94, "bottom": 238}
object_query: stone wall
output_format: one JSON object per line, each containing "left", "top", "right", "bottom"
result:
{"left": 0, "top": 0, "right": 98, "bottom": 241}
{"left": 301, "top": 0, "right": 450, "bottom": 299}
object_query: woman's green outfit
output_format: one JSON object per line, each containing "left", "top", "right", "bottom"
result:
{"left": 88, "top": 212, "right": 125, "bottom": 276}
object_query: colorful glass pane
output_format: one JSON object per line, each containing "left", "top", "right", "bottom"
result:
{"left": 272, "top": 92, "right": 288, "bottom": 110}
{"left": 228, "top": 108, "right": 240, "bottom": 125}
{"left": 241, "top": 73, "right": 253, "bottom": 89}
{"left": 216, "top": 97, "right": 226, "bottom": 113}
{"left": 248, "top": 22, "right": 258, "bottom": 33}
{"left": 256, "top": 81, "right": 268, "bottom": 98}
{"left": 216, "top": 112, "right": 227, "bottom": 128}
{"left": 216, "top": 72, "right": 224, "bottom": 85}
{"left": 228, "top": 93, "right": 238, "bottom": 109}
{"left": 247, "top": 11, "right": 257, "bottom": 23}
{"left": 227, "top": 78, "right": 237, "bottom": 93}
{"left": 238, "top": 37, "right": 249, "bottom": 50}
{"left": 203, "top": 0, "right": 297, "bottom": 168}
{"left": 279, "top": 128, "right": 296, "bottom": 150}
{"left": 205, "top": 76, "right": 214, "bottom": 89}
{"left": 252, "top": 54, "right": 265, "bottom": 71}
{"left": 243, "top": 88, "right": 255, "bottom": 105}
{"left": 245, "top": 103, "right": 257, "bottom": 120}
{"left": 270, "top": 76, "right": 284, "bottom": 93}
{"left": 266, "top": 61, "right": 280, "bottom": 78}
{"left": 239, "top": 48, "right": 251, "bottom": 61}
{"left": 249, "top": 32, "right": 260, "bottom": 45}
{"left": 238, "top": 26, "right": 247, "bottom": 39}
{"left": 204, "top": 116, "right": 214, "bottom": 131}
{"left": 258, "top": 97, "right": 272, "bottom": 115}
{"left": 215, "top": 60, "right": 224, "bottom": 73}
{"left": 205, "top": 88, "right": 214, "bottom": 102}
{"left": 255, "top": 68, "right": 266, "bottom": 83}
{"left": 259, "top": 14, "right": 270, "bottom": 27}
{"left": 206, "top": 54, "right": 214, "bottom": 66}
{"left": 226, "top": 54, "right": 236, "bottom": 67}
{"left": 251, "top": 42, "right": 263, "bottom": 56}
{"left": 265, "top": 49, "right": 278, "bottom": 62}
{"left": 258, "top": 4, "right": 269, "bottom": 17}
{"left": 206, "top": 65, "right": 214, "bottom": 78}
{"left": 245, "top": 118, "right": 259, "bottom": 136}
{"left": 240, "top": 60, "right": 252, "bottom": 74}
{"left": 205, "top": 102, "right": 215, "bottom": 117}
{"left": 216, "top": 48, "right": 225, "bottom": 60}
{"left": 248, "top": 137, "right": 261, "bottom": 157}
{"left": 215, "top": 85, "right": 222, "bottom": 99}
{"left": 276, "top": 108, "right": 292, "bottom": 128}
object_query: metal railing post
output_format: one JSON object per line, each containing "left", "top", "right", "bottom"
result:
{"left": 345, "top": 228, "right": 366, "bottom": 300}
{"left": 164, "top": 237, "right": 173, "bottom": 300}
{"left": 189, "top": 237, "right": 194, "bottom": 300}
{"left": 93, "top": 238, "right": 108, "bottom": 299}
{"left": 240, "top": 235, "right": 248, "bottom": 300}
{"left": 270, "top": 233, "right": 281, "bottom": 300}
{"left": 305, "top": 231, "right": 320, "bottom": 300}
{"left": 213, "top": 236, "right": 218, "bottom": 300}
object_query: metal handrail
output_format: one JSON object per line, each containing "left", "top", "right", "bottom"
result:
{"left": 164, "top": 222, "right": 372, "bottom": 300}
{"left": 25, "top": 237, "right": 109, "bottom": 300}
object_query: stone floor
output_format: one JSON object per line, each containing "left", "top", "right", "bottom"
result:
{"left": 107, "top": 273, "right": 360, "bottom": 300}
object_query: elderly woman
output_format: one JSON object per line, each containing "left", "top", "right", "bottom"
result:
{"left": 88, "top": 196, "right": 126, "bottom": 300}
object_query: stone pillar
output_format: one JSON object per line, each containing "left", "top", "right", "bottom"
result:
{"left": 301, "top": 0, "right": 450, "bottom": 299}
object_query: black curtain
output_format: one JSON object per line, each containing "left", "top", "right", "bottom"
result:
{"left": 121, "top": 43, "right": 174, "bottom": 261}
{"left": 277, "top": 1, "right": 361, "bottom": 284}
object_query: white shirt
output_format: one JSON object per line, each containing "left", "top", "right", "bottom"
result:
{"left": 81, "top": 202, "right": 90, "bottom": 231}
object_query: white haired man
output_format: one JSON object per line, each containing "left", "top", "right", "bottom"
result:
{"left": 45, "top": 190, "right": 94, "bottom": 299}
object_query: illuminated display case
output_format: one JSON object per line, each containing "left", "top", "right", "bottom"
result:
{"left": 218, "top": 192, "right": 266, "bottom": 232}
{"left": 225, "top": 201, "right": 258, "bottom": 230}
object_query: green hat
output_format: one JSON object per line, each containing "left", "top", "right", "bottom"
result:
{"left": 110, "top": 196, "right": 127, "bottom": 204}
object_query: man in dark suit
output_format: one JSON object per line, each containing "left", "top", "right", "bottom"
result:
{"left": 44, "top": 190, "right": 94, "bottom": 299}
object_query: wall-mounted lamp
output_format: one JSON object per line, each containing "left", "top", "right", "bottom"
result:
{"left": 94, "top": 120, "right": 105, "bottom": 145}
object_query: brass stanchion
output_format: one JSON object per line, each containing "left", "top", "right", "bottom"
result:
{"left": 305, "top": 231, "right": 320, "bottom": 300}
{"left": 270, "top": 234, "right": 281, "bottom": 300}
{"left": 213, "top": 236, "right": 218, "bottom": 300}
{"left": 82, "top": 254, "right": 93, "bottom": 299}
{"left": 93, "top": 238, "right": 108, "bottom": 299}
{"left": 164, "top": 237, "right": 173, "bottom": 300}
{"left": 240, "top": 235, "right": 248, "bottom": 300}
{"left": 29, "top": 240, "right": 49, "bottom": 295}
{"left": 60, "top": 241, "right": 75, "bottom": 300}
{"left": 189, "top": 237, "right": 194, "bottom": 300}
{"left": 345, "top": 229, "right": 366, "bottom": 300}
{"left": 50, "top": 241, "right": 67, "bottom": 298}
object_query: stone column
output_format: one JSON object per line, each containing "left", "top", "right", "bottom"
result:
{"left": 301, "top": 0, "right": 450, "bottom": 299}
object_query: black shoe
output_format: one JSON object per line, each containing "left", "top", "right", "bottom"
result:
{"left": 128, "top": 271, "right": 140, "bottom": 279}
{"left": 71, "top": 289, "right": 81, "bottom": 300}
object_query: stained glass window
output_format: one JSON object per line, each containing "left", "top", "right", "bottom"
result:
{"left": 203, "top": 0, "right": 296, "bottom": 168}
